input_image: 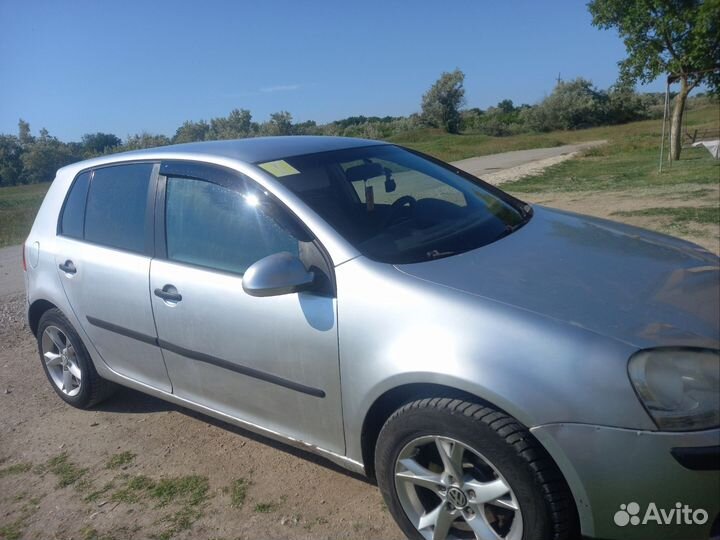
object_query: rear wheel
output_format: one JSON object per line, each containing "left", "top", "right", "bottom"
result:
{"left": 375, "top": 398, "right": 577, "bottom": 540}
{"left": 37, "top": 308, "right": 116, "bottom": 408}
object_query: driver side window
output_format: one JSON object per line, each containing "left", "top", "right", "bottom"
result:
{"left": 165, "top": 177, "right": 299, "bottom": 276}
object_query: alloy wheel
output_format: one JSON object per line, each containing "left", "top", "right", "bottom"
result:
{"left": 394, "top": 435, "right": 523, "bottom": 540}
{"left": 42, "top": 325, "right": 82, "bottom": 397}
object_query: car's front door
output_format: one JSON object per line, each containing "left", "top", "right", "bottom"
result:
{"left": 149, "top": 162, "right": 344, "bottom": 453}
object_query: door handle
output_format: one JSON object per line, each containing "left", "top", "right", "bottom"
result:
{"left": 154, "top": 286, "right": 182, "bottom": 303}
{"left": 58, "top": 260, "right": 77, "bottom": 274}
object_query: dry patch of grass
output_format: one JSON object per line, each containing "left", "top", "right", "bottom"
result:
{"left": 224, "top": 477, "right": 251, "bottom": 508}
{"left": 105, "top": 451, "right": 136, "bottom": 470}
{"left": 0, "top": 462, "right": 32, "bottom": 478}
{"left": 36, "top": 452, "right": 87, "bottom": 488}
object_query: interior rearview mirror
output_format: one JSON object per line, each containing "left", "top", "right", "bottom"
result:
{"left": 345, "top": 162, "right": 383, "bottom": 183}
{"left": 242, "top": 252, "right": 315, "bottom": 297}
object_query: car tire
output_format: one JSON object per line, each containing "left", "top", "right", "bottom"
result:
{"left": 36, "top": 308, "right": 116, "bottom": 409}
{"left": 375, "top": 398, "right": 577, "bottom": 540}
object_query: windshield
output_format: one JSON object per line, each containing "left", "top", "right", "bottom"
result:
{"left": 261, "top": 145, "right": 530, "bottom": 264}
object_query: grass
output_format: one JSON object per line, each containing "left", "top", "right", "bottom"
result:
{"left": 495, "top": 103, "right": 719, "bottom": 251}
{"left": 81, "top": 527, "right": 119, "bottom": 540}
{"left": 0, "top": 519, "right": 25, "bottom": 540}
{"left": 0, "top": 463, "right": 32, "bottom": 478}
{"left": 505, "top": 144, "right": 718, "bottom": 193}
{"left": 612, "top": 206, "right": 719, "bottom": 224}
{"left": 151, "top": 475, "right": 209, "bottom": 507}
{"left": 388, "top": 129, "right": 573, "bottom": 161}
{"left": 111, "top": 474, "right": 155, "bottom": 504}
{"left": 107, "top": 474, "right": 210, "bottom": 539}
{"left": 106, "top": 451, "right": 136, "bottom": 470}
{"left": 503, "top": 104, "right": 719, "bottom": 194}
{"left": 224, "top": 478, "right": 250, "bottom": 508}
{"left": 612, "top": 206, "right": 719, "bottom": 237}
{"left": 153, "top": 506, "right": 204, "bottom": 540}
{"left": 0, "top": 494, "right": 41, "bottom": 540}
{"left": 110, "top": 473, "right": 209, "bottom": 507}
{"left": 0, "top": 183, "right": 49, "bottom": 247}
{"left": 254, "top": 501, "right": 280, "bottom": 513}
{"left": 38, "top": 452, "right": 87, "bottom": 488}
{"left": 83, "top": 481, "right": 115, "bottom": 503}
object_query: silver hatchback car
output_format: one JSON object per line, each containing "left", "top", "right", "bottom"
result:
{"left": 25, "top": 136, "right": 719, "bottom": 540}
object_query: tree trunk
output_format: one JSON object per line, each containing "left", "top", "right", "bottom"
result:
{"left": 669, "top": 76, "right": 689, "bottom": 162}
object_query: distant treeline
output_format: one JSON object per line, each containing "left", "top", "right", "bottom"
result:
{"left": 0, "top": 74, "right": 711, "bottom": 187}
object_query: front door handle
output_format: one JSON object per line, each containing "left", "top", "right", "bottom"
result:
{"left": 58, "top": 260, "right": 77, "bottom": 274}
{"left": 154, "top": 285, "right": 182, "bottom": 303}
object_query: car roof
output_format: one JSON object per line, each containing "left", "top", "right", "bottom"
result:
{"left": 92, "top": 136, "right": 388, "bottom": 165}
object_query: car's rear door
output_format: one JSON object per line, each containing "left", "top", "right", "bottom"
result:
{"left": 54, "top": 162, "right": 172, "bottom": 392}
{"left": 149, "top": 161, "right": 344, "bottom": 453}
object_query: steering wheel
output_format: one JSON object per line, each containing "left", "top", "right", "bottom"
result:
{"left": 384, "top": 195, "right": 417, "bottom": 227}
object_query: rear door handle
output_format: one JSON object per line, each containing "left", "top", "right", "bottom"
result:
{"left": 58, "top": 260, "right": 76, "bottom": 274}
{"left": 154, "top": 286, "right": 182, "bottom": 303}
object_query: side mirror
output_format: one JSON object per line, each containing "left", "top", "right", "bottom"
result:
{"left": 242, "top": 252, "right": 315, "bottom": 297}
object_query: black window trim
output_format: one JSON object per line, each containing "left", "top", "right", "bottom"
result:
{"left": 157, "top": 160, "right": 336, "bottom": 295}
{"left": 57, "top": 160, "right": 161, "bottom": 258}
{"left": 56, "top": 170, "right": 91, "bottom": 239}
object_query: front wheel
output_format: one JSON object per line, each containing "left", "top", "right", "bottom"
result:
{"left": 375, "top": 398, "right": 577, "bottom": 540}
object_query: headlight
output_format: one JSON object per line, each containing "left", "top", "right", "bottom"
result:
{"left": 628, "top": 348, "right": 719, "bottom": 431}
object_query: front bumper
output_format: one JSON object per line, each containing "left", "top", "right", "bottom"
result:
{"left": 531, "top": 423, "right": 720, "bottom": 540}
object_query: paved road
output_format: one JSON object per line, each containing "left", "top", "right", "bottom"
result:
{"left": 450, "top": 140, "right": 605, "bottom": 178}
{"left": 0, "top": 142, "right": 605, "bottom": 299}
{"left": 0, "top": 244, "right": 24, "bottom": 298}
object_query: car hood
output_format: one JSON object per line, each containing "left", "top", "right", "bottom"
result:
{"left": 396, "top": 206, "right": 720, "bottom": 349}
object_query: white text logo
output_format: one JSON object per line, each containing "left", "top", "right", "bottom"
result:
{"left": 614, "top": 502, "right": 709, "bottom": 527}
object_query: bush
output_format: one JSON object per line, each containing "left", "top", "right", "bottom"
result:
{"left": 524, "top": 78, "right": 608, "bottom": 131}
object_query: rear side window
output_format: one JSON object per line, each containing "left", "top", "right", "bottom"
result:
{"left": 60, "top": 171, "right": 90, "bottom": 239}
{"left": 84, "top": 163, "right": 153, "bottom": 253}
{"left": 165, "top": 177, "right": 299, "bottom": 275}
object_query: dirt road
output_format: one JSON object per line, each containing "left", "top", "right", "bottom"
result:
{"left": 451, "top": 141, "right": 606, "bottom": 180}
{"left": 0, "top": 245, "right": 23, "bottom": 298}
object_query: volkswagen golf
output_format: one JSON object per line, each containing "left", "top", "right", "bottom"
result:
{"left": 24, "top": 136, "right": 719, "bottom": 540}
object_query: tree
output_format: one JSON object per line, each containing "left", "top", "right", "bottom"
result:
{"left": 21, "top": 129, "right": 75, "bottom": 184}
{"left": 209, "top": 109, "right": 255, "bottom": 139}
{"left": 497, "top": 99, "right": 515, "bottom": 114}
{"left": 421, "top": 69, "right": 465, "bottom": 133}
{"left": 18, "top": 119, "right": 33, "bottom": 146}
{"left": 0, "top": 135, "right": 23, "bottom": 186}
{"left": 123, "top": 132, "right": 171, "bottom": 151}
{"left": 589, "top": 0, "right": 720, "bottom": 160}
{"left": 260, "top": 111, "right": 294, "bottom": 136}
{"left": 81, "top": 132, "right": 121, "bottom": 156}
{"left": 173, "top": 120, "right": 210, "bottom": 143}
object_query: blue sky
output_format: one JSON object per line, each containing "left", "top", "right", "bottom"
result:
{"left": 0, "top": 0, "right": 667, "bottom": 141}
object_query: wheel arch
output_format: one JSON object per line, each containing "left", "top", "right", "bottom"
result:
{"left": 360, "top": 383, "right": 518, "bottom": 479}
{"left": 28, "top": 298, "right": 58, "bottom": 336}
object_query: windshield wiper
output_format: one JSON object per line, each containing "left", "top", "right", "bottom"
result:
{"left": 426, "top": 249, "right": 456, "bottom": 260}
{"left": 494, "top": 222, "right": 523, "bottom": 242}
